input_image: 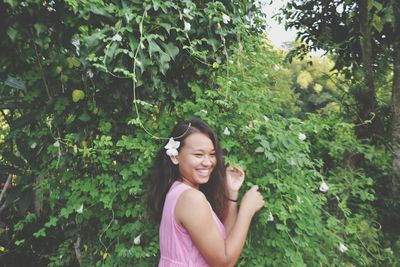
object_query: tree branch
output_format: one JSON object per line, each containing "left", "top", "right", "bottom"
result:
{"left": 0, "top": 174, "right": 12, "bottom": 204}
{"left": 74, "top": 235, "right": 83, "bottom": 266}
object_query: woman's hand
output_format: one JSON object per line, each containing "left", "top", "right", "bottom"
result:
{"left": 240, "top": 185, "right": 265, "bottom": 216}
{"left": 226, "top": 167, "right": 245, "bottom": 198}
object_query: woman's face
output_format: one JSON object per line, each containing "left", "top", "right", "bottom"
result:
{"left": 174, "top": 132, "right": 216, "bottom": 189}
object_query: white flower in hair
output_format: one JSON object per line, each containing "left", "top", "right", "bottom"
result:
{"left": 165, "top": 138, "right": 180, "bottom": 156}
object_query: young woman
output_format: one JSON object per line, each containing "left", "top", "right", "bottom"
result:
{"left": 148, "top": 119, "right": 264, "bottom": 267}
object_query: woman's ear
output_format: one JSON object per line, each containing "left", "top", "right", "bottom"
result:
{"left": 170, "top": 155, "right": 179, "bottom": 165}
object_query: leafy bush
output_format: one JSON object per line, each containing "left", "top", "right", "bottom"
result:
{"left": 0, "top": 1, "right": 398, "bottom": 266}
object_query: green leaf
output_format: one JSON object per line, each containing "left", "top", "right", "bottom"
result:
{"left": 152, "top": 0, "right": 160, "bottom": 11}
{"left": 206, "top": 38, "right": 220, "bottom": 52}
{"left": 88, "top": 4, "right": 113, "bottom": 19}
{"left": 78, "top": 112, "right": 91, "bottom": 122}
{"left": 255, "top": 147, "right": 264, "bottom": 153}
{"left": 159, "top": 23, "right": 172, "bottom": 34}
{"left": 34, "top": 23, "right": 46, "bottom": 35}
{"left": 15, "top": 240, "right": 25, "bottom": 246}
{"left": 372, "top": 0, "right": 383, "bottom": 11}
{"left": 161, "top": 43, "right": 179, "bottom": 60}
{"left": 5, "top": 76, "right": 26, "bottom": 91}
{"left": 33, "top": 228, "right": 46, "bottom": 238}
{"left": 128, "top": 33, "right": 139, "bottom": 52}
{"left": 44, "top": 217, "right": 58, "bottom": 228}
{"left": 373, "top": 15, "right": 384, "bottom": 32}
{"left": 6, "top": 27, "right": 18, "bottom": 42}
{"left": 66, "top": 57, "right": 81, "bottom": 68}
{"left": 106, "top": 43, "right": 119, "bottom": 61}
{"left": 148, "top": 39, "right": 163, "bottom": 58}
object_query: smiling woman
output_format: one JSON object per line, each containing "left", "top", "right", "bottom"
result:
{"left": 147, "top": 118, "right": 265, "bottom": 267}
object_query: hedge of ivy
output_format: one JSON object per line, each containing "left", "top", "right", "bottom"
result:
{"left": 0, "top": 0, "right": 398, "bottom": 266}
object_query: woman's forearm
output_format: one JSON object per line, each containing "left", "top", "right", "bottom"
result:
{"left": 223, "top": 200, "right": 238, "bottom": 235}
{"left": 223, "top": 208, "right": 254, "bottom": 267}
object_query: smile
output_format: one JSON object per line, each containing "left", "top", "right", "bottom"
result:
{"left": 197, "top": 169, "right": 211, "bottom": 176}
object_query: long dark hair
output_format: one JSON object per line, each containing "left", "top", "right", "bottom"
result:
{"left": 147, "top": 118, "right": 228, "bottom": 223}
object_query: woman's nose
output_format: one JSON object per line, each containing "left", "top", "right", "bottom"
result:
{"left": 202, "top": 156, "right": 212, "bottom": 166}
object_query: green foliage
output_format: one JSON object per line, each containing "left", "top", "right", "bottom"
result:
{"left": 0, "top": 1, "right": 397, "bottom": 267}
{"left": 279, "top": 0, "right": 399, "bottom": 72}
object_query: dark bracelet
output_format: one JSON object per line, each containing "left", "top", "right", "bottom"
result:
{"left": 228, "top": 198, "right": 238, "bottom": 202}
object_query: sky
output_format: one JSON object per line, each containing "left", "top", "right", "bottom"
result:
{"left": 262, "top": 0, "right": 297, "bottom": 49}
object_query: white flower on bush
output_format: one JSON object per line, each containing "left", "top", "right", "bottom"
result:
{"left": 184, "top": 21, "right": 191, "bottom": 31}
{"left": 223, "top": 127, "right": 231, "bottom": 136}
{"left": 183, "top": 8, "right": 193, "bottom": 20}
{"left": 319, "top": 181, "right": 329, "bottom": 193}
{"left": 112, "top": 33, "right": 122, "bottom": 42}
{"left": 87, "top": 69, "right": 94, "bottom": 78}
{"left": 53, "top": 140, "right": 60, "bottom": 147}
{"left": 338, "top": 243, "right": 348, "bottom": 253}
{"left": 165, "top": 138, "right": 180, "bottom": 156}
{"left": 297, "top": 195, "right": 303, "bottom": 204}
{"left": 336, "top": 4, "right": 344, "bottom": 14}
{"left": 267, "top": 212, "right": 274, "bottom": 222}
{"left": 134, "top": 234, "right": 142, "bottom": 245}
{"left": 76, "top": 204, "right": 84, "bottom": 214}
{"left": 72, "top": 39, "right": 80, "bottom": 55}
{"left": 30, "top": 142, "right": 37, "bottom": 149}
{"left": 298, "top": 133, "right": 306, "bottom": 141}
{"left": 222, "top": 13, "right": 231, "bottom": 24}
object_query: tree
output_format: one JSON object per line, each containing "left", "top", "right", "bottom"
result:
{"left": 279, "top": 0, "right": 397, "bottom": 138}
{"left": 279, "top": 0, "right": 400, "bottom": 247}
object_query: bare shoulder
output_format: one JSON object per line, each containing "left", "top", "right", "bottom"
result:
{"left": 175, "top": 187, "right": 226, "bottom": 266}
{"left": 179, "top": 187, "right": 207, "bottom": 205}
{"left": 175, "top": 188, "right": 210, "bottom": 226}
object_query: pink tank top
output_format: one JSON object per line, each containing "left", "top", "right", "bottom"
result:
{"left": 158, "top": 181, "right": 227, "bottom": 267}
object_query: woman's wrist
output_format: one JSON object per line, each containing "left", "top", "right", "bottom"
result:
{"left": 227, "top": 191, "right": 239, "bottom": 202}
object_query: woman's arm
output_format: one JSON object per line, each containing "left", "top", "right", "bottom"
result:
{"left": 175, "top": 186, "right": 264, "bottom": 267}
{"left": 223, "top": 199, "right": 238, "bottom": 236}
{"left": 223, "top": 167, "right": 244, "bottom": 235}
